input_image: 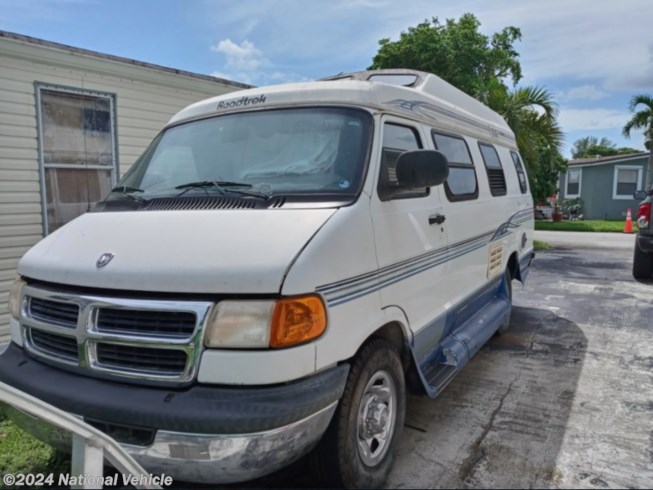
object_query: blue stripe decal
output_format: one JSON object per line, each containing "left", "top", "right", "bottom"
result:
{"left": 328, "top": 239, "right": 490, "bottom": 306}
{"left": 318, "top": 209, "right": 533, "bottom": 306}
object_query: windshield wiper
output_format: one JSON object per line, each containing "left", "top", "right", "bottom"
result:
{"left": 110, "top": 186, "right": 146, "bottom": 202}
{"left": 174, "top": 181, "right": 270, "bottom": 200}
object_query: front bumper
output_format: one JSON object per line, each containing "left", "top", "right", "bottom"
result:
{"left": 0, "top": 343, "right": 349, "bottom": 483}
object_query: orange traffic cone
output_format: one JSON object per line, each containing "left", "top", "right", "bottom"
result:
{"left": 624, "top": 208, "right": 633, "bottom": 233}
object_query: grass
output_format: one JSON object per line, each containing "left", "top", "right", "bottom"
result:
{"left": 0, "top": 407, "right": 69, "bottom": 483}
{"left": 533, "top": 240, "right": 552, "bottom": 251}
{"left": 534, "top": 220, "right": 626, "bottom": 233}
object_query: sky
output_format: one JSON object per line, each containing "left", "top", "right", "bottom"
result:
{"left": 1, "top": 0, "right": 652, "bottom": 157}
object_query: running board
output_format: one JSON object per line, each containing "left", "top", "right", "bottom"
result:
{"left": 416, "top": 294, "right": 510, "bottom": 398}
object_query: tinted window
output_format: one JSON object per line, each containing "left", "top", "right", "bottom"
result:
{"left": 479, "top": 143, "right": 507, "bottom": 197}
{"left": 368, "top": 74, "right": 418, "bottom": 86}
{"left": 378, "top": 124, "right": 425, "bottom": 200}
{"left": 432, "top": 132, "right": 477, "bottom": 201}
{"left": 510, "top": 151, "right": 528, "bottom": 194}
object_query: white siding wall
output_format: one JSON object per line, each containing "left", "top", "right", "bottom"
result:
{"left": 0, "top": 37, "right": 243, "bottom": 338}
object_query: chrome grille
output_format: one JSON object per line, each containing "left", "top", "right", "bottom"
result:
{"left": 29, "top": 329, "right": 79, "bottom": 362}
{"left": 19, "top": 285, "right": 213, "bottom": 384}
{"left": 28, "top": 297, "right": 79, "bottom": 329}
{"left": 95, "top": 343, "right": 187, "bottom": 375}
{"left": 96, "top": 308, "right": 196, "bottom": 339}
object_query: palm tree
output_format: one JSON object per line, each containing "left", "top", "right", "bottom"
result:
{"left": 484, "top": 82, "right": 564, "bottom": 176}
{"left": 571, "top": 136, "right": 615, "bottom": 159}
{"left": 623, "top": 94, "right": 653, "bottom": 189}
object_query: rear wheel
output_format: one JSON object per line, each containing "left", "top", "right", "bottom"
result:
{"left": 633, "top": 241, "right": 653, "bottom": 279}
{"left": 310, "top": 338, "right": 406, "bottom": 488}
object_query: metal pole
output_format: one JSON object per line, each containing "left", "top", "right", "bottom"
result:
{"left": 0, "top": 381, "right": 161, "bottom": 489}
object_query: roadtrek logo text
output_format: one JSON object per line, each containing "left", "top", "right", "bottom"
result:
{"left": 217, "top": 95, "right": 266, "bottom": 110}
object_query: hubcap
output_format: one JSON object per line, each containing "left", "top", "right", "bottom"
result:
{"left": 356, "top": 370, "right": 397, "bottom": 467}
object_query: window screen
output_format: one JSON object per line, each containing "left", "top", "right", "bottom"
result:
{"left": 38, "top": 87, "right": 116, "bottom": 233}
{"left": 510, "top": 151, "right": 528, "bottom": 194}
{"left": 567, "top": 169, "right": 581, "bottom": 196}
{"left": 432, "top": 132, "right": 477, "bottom": 201}
{"left": 616, "top": 168, "right": 638, "bottom": 196}
{"left": 378, "top": 124, "right": 425, "bottom": 200}
{"left": 479, "top": 143, "right": 507, "bottom": 196}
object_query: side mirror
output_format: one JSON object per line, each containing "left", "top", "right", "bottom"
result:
{"left": 396, "top": 150, "right": 449, "bottom": 188}
{"left": 634, "top": 190, "right": 648, "bottom": 200}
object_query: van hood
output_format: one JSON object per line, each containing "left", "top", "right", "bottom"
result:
{"left": 18, "top": 209, "right": 336, "bottom": 294}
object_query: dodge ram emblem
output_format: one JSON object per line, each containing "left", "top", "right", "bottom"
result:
{"left": 96, "top": 253, "right": 115, "bottom": 268}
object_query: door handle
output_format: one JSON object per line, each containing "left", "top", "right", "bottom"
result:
{"left": 429, "top": 214, "right": 446, "bottom": 225}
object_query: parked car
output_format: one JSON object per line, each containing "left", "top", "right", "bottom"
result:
{"left": 633, "top": 189, "right": 653, "bottom": 279}
{"left": 1, "top": 69, "right": 535, "bottom": 488}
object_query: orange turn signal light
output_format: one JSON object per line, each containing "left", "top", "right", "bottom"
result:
{"left": 270, "top": 295, "right": 327, "bottom": 348}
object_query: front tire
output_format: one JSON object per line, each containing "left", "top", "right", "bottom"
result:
{"left": 311, "top": 338, "right": 406, "bottom": 488}
{"left": 633, "top": 241, "right": 653, "bottom": 279}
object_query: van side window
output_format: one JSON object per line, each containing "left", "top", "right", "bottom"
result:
{"left": 378, "top": 123, "right": 426, "bottom": 201}
{"left": 510, "top": 151, "right": 528, "bottom": 194}
{"left": 431, "top": 131, "right": 478, "bottom": 202}
{"left": 479, "top": 143, "right": 507, "bottom": 197}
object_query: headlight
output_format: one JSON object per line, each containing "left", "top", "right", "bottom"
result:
{"left": 204, "top": 295, "right": 327, "bottom": 349}
{"left": 8, "top": 277, "right": 26, "bottom": 319}
{"left": 205, "top": 300, "right": 275, "bottom": 348}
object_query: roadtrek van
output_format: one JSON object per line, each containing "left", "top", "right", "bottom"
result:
{"left": 1, "top": 69, "right": 534, "bottom": 488}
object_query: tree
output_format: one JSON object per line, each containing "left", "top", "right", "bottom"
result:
{"left": 485, "top": 85, "right": 564, "bottom": 176}
{"left": 571, "top": 136, "right": 640, "bottom": 158}
{"left": 571, "top": 136, "right": 614, "bottom": 158}
{"left": 368, "top": 13, "right": 563, "bottom": 197}
{"left": 529, "top": 147, "right": 567, "bottom": 204}
{"left": 479, "top": 80, "right": 564, "bottom": 197}
{"left": 368, "top": 14, "right": 522, "bottom": 98}
{"left": 623, "top": 94, "right": 653, "bottom": 189}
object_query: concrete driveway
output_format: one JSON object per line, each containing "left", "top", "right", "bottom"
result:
{"left": 386, "top": 231, "right": 653, "bottom": 488}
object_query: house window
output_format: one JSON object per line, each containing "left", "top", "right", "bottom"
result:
{"left": 566, "top": 169, "right": 582, "bottom": 197}
{"left": 36, "top": 85, "right": 117, "bottom": 234}
{"left": 432, "top": 131, "right": 478, "bottom": 201}
{"left": 478, "top": 143, "right": 507, "bottom": 197}
{"left": 613, "top": 165, "right": 642, "bottom": 200}
{"left": 378, "top": 123, "right": 426, "bottom": 201}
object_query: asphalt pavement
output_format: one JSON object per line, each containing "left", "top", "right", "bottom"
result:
{"left": 386, "top": 230, "right": 653, "bottom": 488}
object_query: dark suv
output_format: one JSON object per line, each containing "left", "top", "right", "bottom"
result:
{"left": 633, "top": 190, "right": 653, "bottom": 279}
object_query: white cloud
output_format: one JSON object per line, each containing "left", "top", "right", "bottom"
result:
{"left": 198, "top": 0, "right": 653, "bottom": 91}
{"left": 209, "top": 39, "right": 310, "bottom": 86}
{"left": 561, "top": 85, "right": 609, "bottom": 102}
{"left": 559, "top": 108, "right": 631, "bottom": 131}
{"left": 211, "top": 38, "right": 268, "bottom": 72}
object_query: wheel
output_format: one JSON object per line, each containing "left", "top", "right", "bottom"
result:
{"left": 633, "top": 242, "right": 653, "bottom": 279}
{"left": 310, "top": 338, "right": 406, "bottom": 488}
{"left": 498, "top": 267, "right": 513, "bottom": 334}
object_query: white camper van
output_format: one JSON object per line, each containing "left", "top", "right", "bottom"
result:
{"left": 2, "top": 69, "right": 534, "bottom": 488}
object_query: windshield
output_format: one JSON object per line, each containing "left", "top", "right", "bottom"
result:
{"left": 112, "top": 107, "right": 372, "bottom": 201}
